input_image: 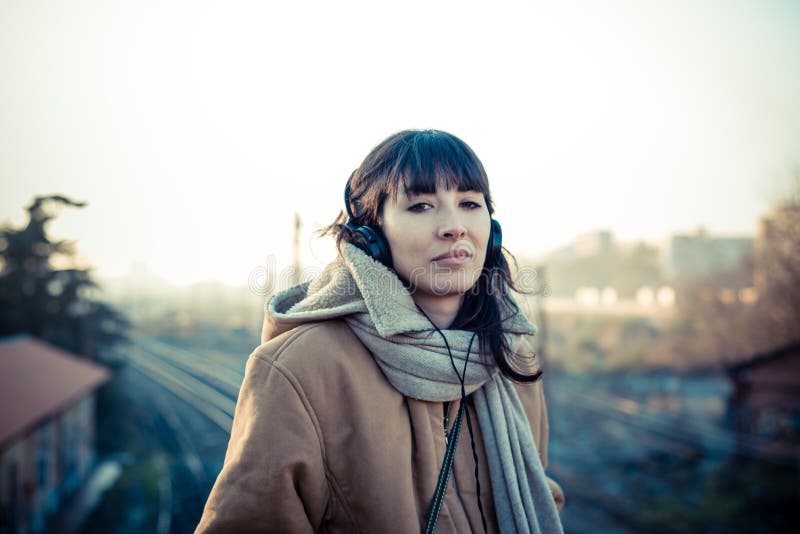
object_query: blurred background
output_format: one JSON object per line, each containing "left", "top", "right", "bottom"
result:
{"left": 1, "top": 0, "right": 799, "bottom": 532}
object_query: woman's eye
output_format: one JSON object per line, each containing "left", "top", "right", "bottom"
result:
{"left": 408, "top": 203, "right": 432, "bottom": 212}
{"left": 461, "top": 201, "right": 482, "bottom": 209}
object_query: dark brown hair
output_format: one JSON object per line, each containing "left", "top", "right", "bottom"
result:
{"left": 323, "top": 129, "right": 541, "bottom": 382}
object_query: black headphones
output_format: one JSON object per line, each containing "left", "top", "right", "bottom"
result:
{"left": 343, "top": 172, "right": 503, "bottom": 268}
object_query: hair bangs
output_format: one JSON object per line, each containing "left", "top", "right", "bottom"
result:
{"left": 382, "top": 131, "right": 493, "bottom": 211}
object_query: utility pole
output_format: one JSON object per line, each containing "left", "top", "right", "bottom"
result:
{"left": 291, "top": 213, "right": 302, "bottom": 287}
{"left": 531, "top": 265, "right": 554, "bottom": 406}
{"left": 533, "top": 265, "right": 549, "bottom": 368}
{"left": 536, "top": 266, "right": 548, "bottom": 363}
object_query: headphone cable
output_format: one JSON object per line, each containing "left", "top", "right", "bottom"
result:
{"left": 416, "top": 305, "right": 489, "bottom": 533}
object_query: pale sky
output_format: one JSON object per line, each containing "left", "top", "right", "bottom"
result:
{"left": 2, "top": 0, "right": 799, "bottom": 286}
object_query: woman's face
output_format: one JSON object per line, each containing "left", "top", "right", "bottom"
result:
{"left": 380, "top": 186, "right": 491, "bottom": 302}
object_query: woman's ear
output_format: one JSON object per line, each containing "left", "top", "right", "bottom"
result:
{"left": 376, "top": 199, "right": 387, "bottom": 227}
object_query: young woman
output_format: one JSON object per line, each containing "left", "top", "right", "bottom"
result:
{"left": 197, "top": 130, "right": 565, "bottom": 533}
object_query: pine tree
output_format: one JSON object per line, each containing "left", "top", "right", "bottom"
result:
{"left": 0, "top": 195, "right": 128, "bottom": 358}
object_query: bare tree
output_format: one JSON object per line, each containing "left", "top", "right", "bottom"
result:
{"left": 665, "top": 172, "right": 800, "bottom": 368}
{"left": 749, "top": 172, "right": 800, "bottom": 350}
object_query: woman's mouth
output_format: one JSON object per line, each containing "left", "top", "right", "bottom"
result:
{"left": 432, "top": 249, "right": 473, "bottom": 266}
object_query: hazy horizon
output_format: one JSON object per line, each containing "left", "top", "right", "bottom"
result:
{"left": 2, "top": 1, "right": 799, "bottom": 286}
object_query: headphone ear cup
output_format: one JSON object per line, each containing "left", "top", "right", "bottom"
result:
{"left": 349, "top": 224, "right": 393, "bottom": 267}
{"left": 487, "top": 219, "right": 503, "bottom": 264}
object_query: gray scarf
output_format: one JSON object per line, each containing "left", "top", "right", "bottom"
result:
{"left": 268, "top": 243, "right": 564, "bottom": 534}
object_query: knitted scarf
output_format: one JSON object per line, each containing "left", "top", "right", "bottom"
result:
{"left": 267, "top": 243, "right": 564, "bottom": 534}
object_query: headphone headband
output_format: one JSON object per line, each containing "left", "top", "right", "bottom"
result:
{"left": 343, "top": 170, "right": 358, "bottom": 221}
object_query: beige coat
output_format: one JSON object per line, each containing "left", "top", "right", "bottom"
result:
{"left": 196, "top": 318, "right": 564, "bottom": 533}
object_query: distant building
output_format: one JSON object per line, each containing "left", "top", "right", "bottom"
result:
{"left": 727, "top": 341, "right": 800, "bottom": 459}
{"left": 663, "top": 227, "right": 753, "bottom": 280}
{"left": 0, "top": 335, "right": 110, "bottom": 534}
{"left": 574, "top": 230, "right": 614, "bottom": 258}
{"left": 543, "top": 230, "right": 614, "bottom": 263}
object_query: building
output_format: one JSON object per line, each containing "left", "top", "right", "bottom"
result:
{"left": 573, "top": 229, "right": 614, "bottom": 258}
{"left": 0, "top": 335, "right": 110, "bottom": 534}
{"left": 727, "top": 341, "right": 800, "bottom": 459}
{"left": 664, "top": 227, "right": 753, "bottom": 280}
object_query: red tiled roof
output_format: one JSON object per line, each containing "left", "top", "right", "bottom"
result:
{"left": 0, "top": 335, "right": 111, "bottom": 446}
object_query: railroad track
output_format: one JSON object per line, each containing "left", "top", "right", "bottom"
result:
{"left": 549, "top": 375, "right": 780, "bottom": 463}
{"left": 125, "top": 338, "right": 770, "bottom": 463}
{"left": 124, "top": 339, "right": 244, "bottom": 433}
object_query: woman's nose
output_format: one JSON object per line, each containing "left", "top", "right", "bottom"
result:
{"left": 437, "top": 215, "right": 467, "bottom": 240}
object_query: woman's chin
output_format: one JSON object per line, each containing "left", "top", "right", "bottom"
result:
{"left": 413, "top": 276, "right": 481, "bottom": 299}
